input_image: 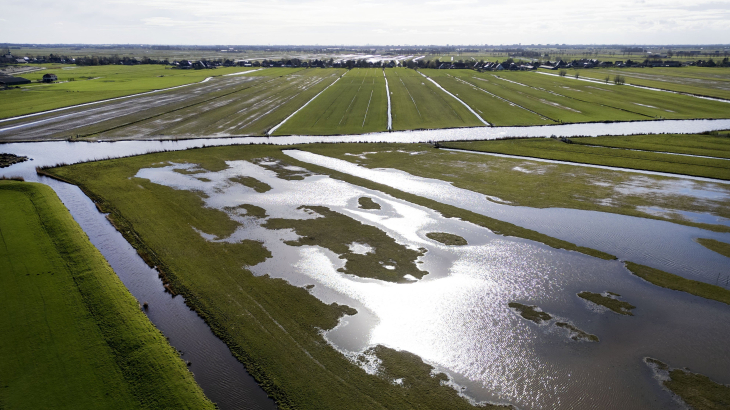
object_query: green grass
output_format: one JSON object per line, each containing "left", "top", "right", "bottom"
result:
{"left": 358, "top": 196, "right": 381, "bottom": 209}
{"left": 570, "top": 133, "right": 730, "bottom": 159}
{"left": 426, "top": 232, "right": 468, "bottom": 246}
{"left": 96, "top": 68, "right": 343, "bottom": 138}
{"left": 0, "top": 64, "right": 258, "bottom": 119}
{"left": 0, "top": 181, "right": 213, "bottom": 409}
{"left": 386, "top": 68, "right": 483, "bottom": 130}
{"left": 43, "top": 145, "right": 505, "bottom": 410}
{"left": 441, "top": 138, "right": 730, "bottom": 180}
{"left": 696, "top": 238, "right": 730, "bottom": 258}
{"left": 577, "top": 291, "right": 635, "bottom": 315}
{"left": 264, "top": 205, "right": 426, "bottom": 283}
{"left": 300, "top": 142, "right": 730, "bottom": 234}
{"left": 275, "top": 68, "right": 388, "bottom": 135}
{"left": 566, "top": 66, "right": 730, "bottom": 100}
{"left": 625, "top": 262, "right": 730, "bottom": 306}
{"left": 646, "top": 358, "right": 730, "bottom": 410}
{"left": 508, "top": 302, "right": 551, "bottom": 323}
{"left": 0, "top": 153, "right": 28, "bottom": 168}
{"left": 229, "top": 176, "right": 272, "bottom": 193}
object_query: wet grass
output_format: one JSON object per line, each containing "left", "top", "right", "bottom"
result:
{"left": 386, "top": 68, "right": 483, "bottom": 131}
{"left": 696, "top": 238, "right": 730, "bottom": 258}
{"left": 229, "top": 176, "right": 272, "bottom": 193}
{"left": 300, "top": 142, "right": 730, "bottom": 236}
{"left": 554, "top": 322, "right": 599, "bottom": 342}
{"left": 0, "top": 64, "right": 258, "bottom": 119}
{"left": 426, "top": 232, "right": 468, "bottom": 246}
{"left": 0, "top": 153, "right": 28, "bottom": 168}
{"left": 441, "top": 138, "right": 730, "bottom": 180}
{"left": 44, "top": 145, "right": 495, "bottom": 410}
{"left": 358, "top": 196, "right": 381, "bottom": 209}
{"left": 0, "top": 181, "right": 213, "bottom": 409}
{"left": 274, "top": 68, "right": 388, "bottom": 135}
{"left": 577, "top": 291, "right": 635, "bottom": 315}
{"left": 569, "top": 133, "right": 730, "bottom": 159}
{"left": 625, "top": 262, "right": 730, "bottom": 306}
{"left": 508, "top": 302, "right": 551, "bottom": 323}
{"left": 265, "top": 205, "right": 426, "bottom": 283}
{"left": 645, "top": 358, "right": 730, "bottom": 410}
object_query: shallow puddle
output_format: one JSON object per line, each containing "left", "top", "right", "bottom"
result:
{"left": 135, "top": 158, "right": 730, "bottom": 410}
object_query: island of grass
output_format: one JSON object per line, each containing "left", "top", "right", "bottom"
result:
{"left": 358, "top": 196, "right": 381, "bottom": 209}
{"left": 696, "top": 238, "right": 730, "bottom": 259}
{"left": 229, "top": 175, "right": 272, "bottom": 193}
{"left": 578, "top": 291, "right": 636, "bottom": 316}
{"left": 645, "top": 358, "right": 730, "bottom": 410}
{"left": 508, "top": 302, "right": 599, "bottom": 342}
{"left": 42, "top": 145, "right": 507, "bottom": 409}
{"left": 0, "top": 153, "right": 28, "bottom": 168}
{"left": 625, "top": 262, "right": 730, "bottom": 306}
{"left": 0, "top": 181, "right": 213, "bottom": 409}
{"left": 265, "top": 205, "right": 426, "bottom": 283}
{"left": 426, "top": 232, "right": 468, "bottom": 246}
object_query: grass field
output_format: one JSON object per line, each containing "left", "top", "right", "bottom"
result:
{"left": 0, "top": 64, "right": 257, "bottom": 119}
{"left": 561, "top": 66, "right": 730, "bottom": 100}
{"left": 441, "top": 137, "right": 730, "bottom": 181}
{"left": 429, "top": 70, "right": 730, "bottom": 124}
{"left": 0, "top": 181, "right": 213, "bottom": 409}
{"left": 386, "top": 68, "right": 484, "bottom": 130}
{"left": 274, "top": 68, "right": 388, "bottom": 135}
{"left": 44, "top": 146, "right": 507, "bottom": 410}
{"left": 94, "top": 68, "right": 344, "bottom": 138}
{"left": 300, "top": 142, "right": 730, "bottom": 232}
{"left": 569, "top": 133, "right": 730, "bottom": 159}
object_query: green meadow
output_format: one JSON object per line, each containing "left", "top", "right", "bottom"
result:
{"left": 44, "top": 145, "right": 508, "bottom": 410}
{"left": 0, "top": 64, "right": 257, "bottom": 119}
{"left": 0, "top": 181, "right": 213, "bottom": 409}
{"left": 385, "top": 68, "right": 483, "bottom": 130}
{"left": 274, "top": 68, "right": 388, "bottom": 135}
{"left": 569, "top": 133, "right": 730, "bottom": 159}
{"left": 441, "top": 136, "right": 730, "bottom": 181}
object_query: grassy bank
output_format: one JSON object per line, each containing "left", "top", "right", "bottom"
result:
{"left": 441, "top": 137, "right": 730, "bottom": 180}
{"left": 696, "top": 238, "right": 730, "bottom": 258}
{"left": 0, "top": 181, "right": 213, "bottom": 409}
{"left": 299, "top": 143, "right": 730, "bottom": 233}
{"left": 625, "top": 262, "right": 730, "bottom": 306}
{"left": 646, "top": 358, "right": 730, "bottom": 410}
{"left": 44, "top": 145, "right": 508, "bottom": 410}
{"left": 0, "top": 64, "right": 257, "bottom": 119}
{"left": 569, "top": 133, "right": 730, "bottom": 159}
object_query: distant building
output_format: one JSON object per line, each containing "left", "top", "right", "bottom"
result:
{"left": 42, "top": 74, "right": 58, "bottom": 83}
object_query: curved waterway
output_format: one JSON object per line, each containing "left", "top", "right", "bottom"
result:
{"left": 1, "top": 119, "right": 729, "bottom": 409}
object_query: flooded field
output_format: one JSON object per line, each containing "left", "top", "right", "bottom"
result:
{"left": 132, "top": 155, "right": 730, "bottom": 409}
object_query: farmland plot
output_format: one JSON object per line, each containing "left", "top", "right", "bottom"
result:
{"left": 274, "top": 68, "right": 388, "bottom": 135}
{"left": 386, "top": 68, "right": 484, "bottom": 131}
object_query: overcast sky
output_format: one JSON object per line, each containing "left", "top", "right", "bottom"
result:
{"left": 2, "top": 0, "right": 729, "bottom": 45}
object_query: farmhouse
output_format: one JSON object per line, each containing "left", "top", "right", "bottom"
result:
{"left": 42, "top": 74, "right": 58, "bottom": 83}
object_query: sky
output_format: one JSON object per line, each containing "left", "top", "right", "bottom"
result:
{"left": 2, "top": 0, "right": 729, "bottom": 45}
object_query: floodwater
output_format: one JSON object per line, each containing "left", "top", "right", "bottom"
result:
{"left": 285, "top": 150, "right": 730, "bottom": 283}
{"left": 133, "top": 158, "right": 730, "bottom": 410}
{"left": 1, "top": 125, "right": 729, "bottom": 409}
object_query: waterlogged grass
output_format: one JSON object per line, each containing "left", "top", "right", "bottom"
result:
{"left": 44, "top": 145, "right": 496, "bottom": 410}
{"left": 426, "top": 232, "right": 468, "bottom": 246}
{"left": 646, "top": 358, "right": 730, "bottom": 410}
{"left": 386, "top": 68, "right": 483, "bottom": 130}
{"left": 508, "top": 302, "right": 599, "bottom": 342}
{"left": 0, "top": 153, "right": 28, "bottom": 168}
{"left": 299, "top": 143, "right": 730, "bottom": 234}
{"left": 275, "top": 68, "right": 388, "bottom": 135}
{"left": 625, "top": 262, "right": 730, "bottom": 306}
{"left": 442, "top": 138, "right": 730, "bottom": 180}
{"left": 0, "top": 181, "right": 213, "bottom": 409}
{"left": 696, "top": 238, "right": 730, "bottom": 258}
{"left": 0, "top": 64, "right": 258, "bottom": 119}
{"left": 570, "top": 133, "right": 730, "bottom": 159}
{"left": 229, "top": 176, "right": 272, "bottom": 193}
{"left": 577, "top": 291, "right": 636, "bottom": 315}
{"left": 358, "top": 196, "right": 381, "bottom": 209}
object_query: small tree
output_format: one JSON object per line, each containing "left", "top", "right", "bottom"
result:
{"left": 604, "top": 75, "right": 610, "bottom": 83}
{"left": 559, "top": 69, "right": 567, "bottom": 77}
{"left": 575, "top": 71, "right": 580, "bottom": 79}
{"left": 613, "top": 75, "right": 625, "bottom": 85}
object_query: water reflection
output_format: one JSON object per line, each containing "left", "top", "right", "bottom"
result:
{"left": 136, "top": 159, "right": 730, "bottom": 410}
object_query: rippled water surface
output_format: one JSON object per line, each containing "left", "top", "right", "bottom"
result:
{"left": 135, "top": 158, "right": 730, "bottom": 410}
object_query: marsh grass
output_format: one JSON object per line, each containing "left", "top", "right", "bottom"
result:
{"left": 626, "top": 262, "right": 730, "bottom": 305}
{"left": 357, "top": 196, "right": 381, "bottom": 209}
{"left": 695, "top": 238, "right": 730, "bottom": 259}
{"left": 645, "top": 358, "right": 730, "bottom": 410}
{"left": 426, "top": 232, "right": 468, "bottom": 246}
{"left": 577, "top": 291, "right": 636, "bottom": 315}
